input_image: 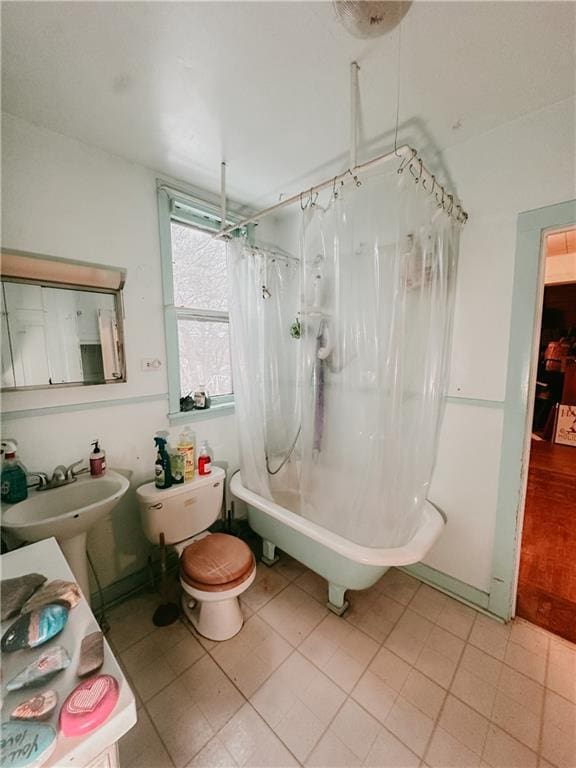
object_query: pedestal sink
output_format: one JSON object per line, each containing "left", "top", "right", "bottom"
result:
{"left": 1, "top": 471, "right": 129, "bottom": 601}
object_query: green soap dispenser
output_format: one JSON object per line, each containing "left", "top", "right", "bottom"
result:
{"left": 154, "top": 436, "right": 172, "bottom": 490}
{"left": 1, "top": 440, "right": 28, "bottom": 504}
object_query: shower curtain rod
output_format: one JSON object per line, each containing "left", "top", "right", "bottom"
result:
{"left": 215, "top": 143, "right": 468, "bottom": 240}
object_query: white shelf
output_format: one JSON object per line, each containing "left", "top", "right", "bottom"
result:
{"left": 1, "top": 537, "right": 137, "bottom": 767}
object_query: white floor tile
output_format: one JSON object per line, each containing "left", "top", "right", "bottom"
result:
{"left": 294, "top": 570, "right": 328, "bottom": 605}
{"left": 438, "top": 695, "right": 489, "bottom": 756}
{"left": 459, "top": 644, "right": 503, "bottom": 687}
{"left": 218, "top": 703, "right": 298, "bottom": 768}
{"left": 426, "top": 726, "right": 481, "bottom": 768}
{"left": 491, "top": 691, "right": 540, "bottom": 751}
{"left": 482, "top": 725, "right": 538, "bottom": 768}
{"left": 363, "top": 725, "right": 420, "bottom": 767}
{"left": 497, "top": 665, "right": 544, "bottom": 717}
{"left": 147, "top": 678, "right": 215, "bottom": 768}
{"left": 544, "top": 689, "right": 576, "bottom": 735}
{"left": 504, "top": 641, "right": 546, "bottom": 685}
{"left": 376, "top": 569, "right": 421, "bottom": 605}
{"left": 241, "top": 564, "right": 290, "bottom": 612}
{"left": 180, "top": 655, "right": 244, "bottom": 732}
{"left": 368, "top": 646, "right": 412, "bottom": 692}
{"left": 400, "top": 668, "right": 447, "bottom": 719}
{"left": 509, "top": 620, "right": 549, "bottom": 658}
{"left": 186, "top": 736, "right": 237, "bottom": 768}
{"left": 352, "top": 670, "right": 398, "bottom": 725}
{"left": 300, "top": 614, "right": 378, "bottom": 692}
{"left": 330, "top": 699, "right": 380, "bottom": 760}
{"left": 306, "top": 731, "right": 361, "bottom": 767}
{"left": 436, "top": 599, "right": 476, "bottom": 641}
{"left": 451, "top": 667, "right": 497, "bottom": 718}
{"left": 119, "top": 709, "right": 174, "bottom": 768}
{"left": 211, "top": 615, "right": 292, "bottom": 697}
{"left": 409, "top": 584, "right": 449, "bottom": 623}
{"left": 385, "top": 695, "right": 435, "bottom": 758}
{"left": 469, "top": 615, "right": 510, "bottom": 662}
{"left": 259, "top": 584, "right": 328, "bottom": 646}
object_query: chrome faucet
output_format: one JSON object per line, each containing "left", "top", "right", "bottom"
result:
{"left": 31, "top": 460, "right": 87, "bottom": 491}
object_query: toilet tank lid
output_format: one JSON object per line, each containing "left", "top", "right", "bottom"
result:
{"left": 136, "top": 466, "right": 225, "bottom": 502}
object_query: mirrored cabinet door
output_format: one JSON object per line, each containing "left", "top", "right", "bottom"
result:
{"left": 1, "top": 282, "right": 125, "bottom": 389}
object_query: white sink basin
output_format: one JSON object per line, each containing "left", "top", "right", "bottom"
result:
{"left": 1, "top": 470, "right": 129, "bottom": 601}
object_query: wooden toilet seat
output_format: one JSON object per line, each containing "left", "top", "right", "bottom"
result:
{"left": 180, "top": 533, "right": 255, "bottom": 593}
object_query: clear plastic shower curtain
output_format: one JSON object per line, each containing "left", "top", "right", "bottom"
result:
{"left": 228, "top": 167, "right": 460, "bottom": 548}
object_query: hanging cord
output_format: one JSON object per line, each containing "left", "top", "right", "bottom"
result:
{"left": 87, "top": 549, "right": 110, "bottom": 633}
{"left": 266, "top": 425, "right": 301, "bottom": 475}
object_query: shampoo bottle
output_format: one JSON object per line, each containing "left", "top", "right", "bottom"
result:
{"left": 177, "top": 427, "right": 195, "bottom": 482}
{"left": 90, "top": 440, "right": 106, "bottom": 477}
{"left": 154, "top": 436, "right": 172, "bottom": 489}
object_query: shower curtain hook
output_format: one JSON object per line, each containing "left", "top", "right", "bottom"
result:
{"left": 415, "top": 158, "right": 423, "bottom": 184}
{"left": 300, "top": 191, "right": 308, "bottom": 211}
{"left": 446, "top": 194, "right": 454, "bottom": 217}
{"left": 332, "top": 176, "right": 339, "bottom": 199}
{"left": 310, "top": 188, "right": 318, "bottom": 207}
{"left": 397, "top": 147, "right": 417, "bottom": 175}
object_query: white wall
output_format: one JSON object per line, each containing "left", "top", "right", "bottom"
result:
{"left": 1, "top": 113, "right": 240, "bottom": 590}
{"left": 426, "top": 96, "right": 575, "bottom": 591}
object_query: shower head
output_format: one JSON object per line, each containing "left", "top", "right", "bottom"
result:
{"left": 333, "top": 1, "right": 412, "bottom": 38}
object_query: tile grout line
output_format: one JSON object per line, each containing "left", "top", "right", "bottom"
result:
{"left": 115, "top": 569, "right": 574, "bottom": 768}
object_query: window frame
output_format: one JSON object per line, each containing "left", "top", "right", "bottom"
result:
{"left": 157, "top": 182, "right": 239, "bottom": 423}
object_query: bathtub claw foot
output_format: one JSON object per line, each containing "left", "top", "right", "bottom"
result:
{"left": 327, "top": 583, "right": 349, "bottom": 616}
{"left": 261, "top": 539, "right": 280, "bottom": 567}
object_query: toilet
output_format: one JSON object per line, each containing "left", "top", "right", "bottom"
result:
{"left": 136, "top": 467, "right": 256, "bottom": 641}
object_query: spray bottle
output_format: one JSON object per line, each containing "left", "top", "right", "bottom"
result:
{"left": 154, "top": 436, "right": 172, "bottom": 489}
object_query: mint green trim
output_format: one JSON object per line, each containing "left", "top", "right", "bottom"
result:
{"left": 157, "top": 188, "right": 182, "bottom": 415}
{"left": 403, "top": 562, "right": 490, "bottom": 610}
{"left": 168, "top": 402, "right": 235, "bottom": 425}
{"left": 1, "top": 393, "right": 168, "bottom": 421}
{"left": 489, "top": 199, "right": 576, "bottom": 620}
{"left": 445, "top": 396, "right": 504, "bottom": 409}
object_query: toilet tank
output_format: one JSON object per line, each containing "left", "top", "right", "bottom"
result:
{"left": 136, "top": 467, "right": 225, "bottom": 545}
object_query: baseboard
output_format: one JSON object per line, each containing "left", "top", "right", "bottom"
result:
{"left": 402, "top": 562, "right": 491, "bottom": 612}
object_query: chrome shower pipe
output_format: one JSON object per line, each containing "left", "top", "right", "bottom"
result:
{"left": 214, "top": 143, "right": 468, "bottom": 240}
{"left": 220, "top": 161, "right": 227, "bottom": 230}
{"left": 350, "top": 61, "right": 360, "bottom": 170}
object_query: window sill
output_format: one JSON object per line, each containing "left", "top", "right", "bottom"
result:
{"left": 168, "top": 401, "right": 235, "bottom": 425}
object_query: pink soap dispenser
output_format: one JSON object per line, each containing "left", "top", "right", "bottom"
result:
{"left": 89, "top": 440, "right": 106, "bottom": 476}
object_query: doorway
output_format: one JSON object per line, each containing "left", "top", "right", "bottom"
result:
{"left": 516, "top": 227, "right": 576, "bottom": 642}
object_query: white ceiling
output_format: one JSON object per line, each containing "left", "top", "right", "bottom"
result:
{"left": 2, "top": 1, "right": 575, "bottom": 208}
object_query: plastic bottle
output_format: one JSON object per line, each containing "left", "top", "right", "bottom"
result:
{"left": 197, "top": 440, "right": 213, "bottom": 476}
{"left": 177, "top": 427, "right": 195, "bottom": 482}
{"left": 154, "top": 436, "right": 172, "bottom": 489}
{"left": 1, "top": 442, "right": 28, "bottom": 503}
{"left": 193, "top": 385, "right": 211, "bottom": 410}
{"left": 89, "top": 440, "right": 106, "bottom": 477}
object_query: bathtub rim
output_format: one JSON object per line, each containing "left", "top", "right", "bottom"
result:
{"left": 230, "top": 472, "right": 445, "bottom": 567}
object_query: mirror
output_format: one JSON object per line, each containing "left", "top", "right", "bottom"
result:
{"left": 1, "top": 250, "right": 126, "bottom": 390}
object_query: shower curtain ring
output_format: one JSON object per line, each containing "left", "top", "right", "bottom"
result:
{"left": 446, "top": 194, "right": 454, "bottom": 216}
{"left": 300, "top": 191, "right": 308, "bottom": 211}
{"left": 310, "top": 189, "right": 318, "bottom": 206}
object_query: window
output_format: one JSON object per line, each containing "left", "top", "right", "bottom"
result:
{"left": 158, "top": 184, "right": 238, "bottom": 419}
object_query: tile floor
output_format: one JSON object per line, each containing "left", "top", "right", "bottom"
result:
{"left": 114, "top": 556, "right": 576, "bottom": 768}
